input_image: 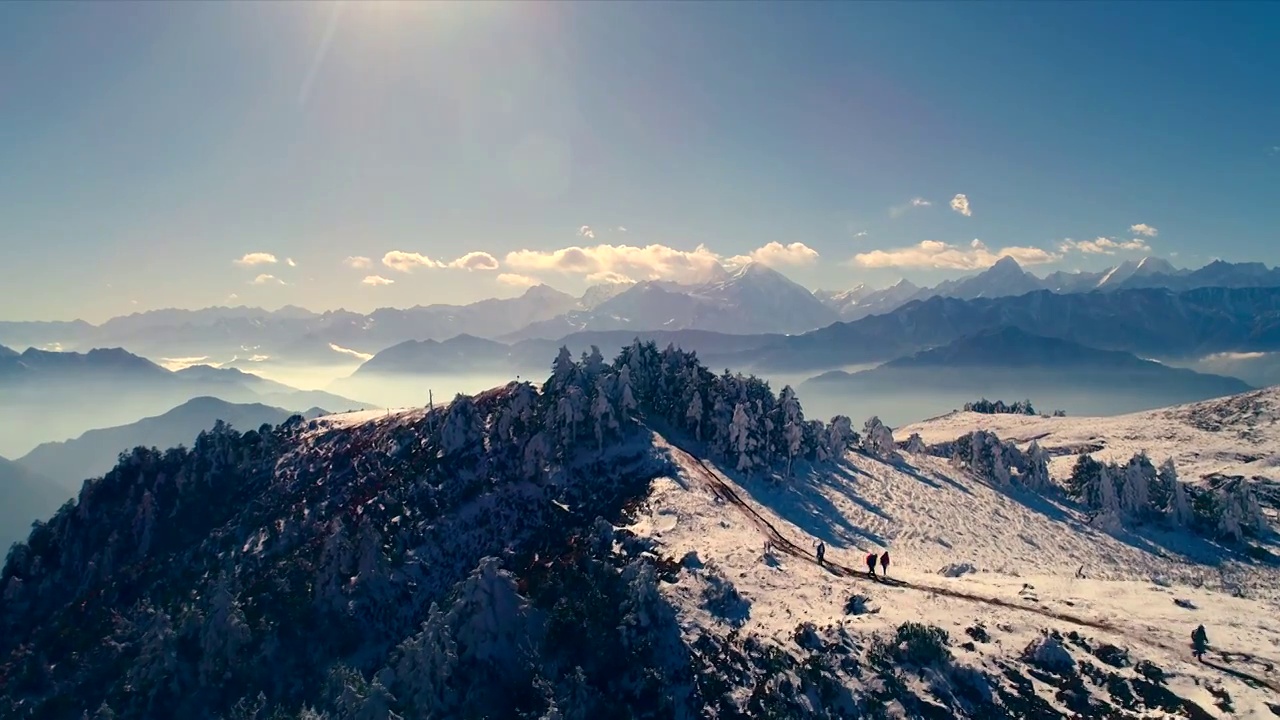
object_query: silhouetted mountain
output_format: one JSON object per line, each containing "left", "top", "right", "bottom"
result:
{"left": 17, "top": 397, "right": 301, "bottom": 488}
{"left": 0, "top": 456, "right": 69, "bottom": 551}
{"left": 353, "top": 334, "right": 516, "bottom": 375}
{"left": 0, "top": 347, "right": 373, "bottom": 457}
{"left": 1113, "top": 259, "right": 1280, "bottom": 292}
{"left": 743, "top": 286, "right": 1280, "bottom": 373}
{"left": 0, "top": 344, "right": 17, "bottom": 359}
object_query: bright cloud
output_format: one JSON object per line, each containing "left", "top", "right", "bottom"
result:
{"left": 585, "top": 271, "right": 635, "bottom": 285}
{"left": 448, "top": 251, "right": 500, "bottom": 271}
{"left": 251, "top": 274, "right": 285, "bottom": 285}
{"left": 382, "top": 251, "right": 446, "bottom": 272}
{"left": 234, "top": 252, "right": 278, "bottom": 266}
{"left": 382, "top": 250, "right": 501, "bottom": 272}
{"left": 328, "top": 343, "right": 374, "bottom": 361}
{"left": 362, "top": 275, "right": 395, "bottom": 286}
{"left": 949, "top": 194, "right": 972, "bottom": 217}
{"left": 504, "top": 243, "right": 727, "bottom": 284}
{"left": 1058, "top": 236, "right": 1151, "bottom": 255}
{"left": 578, "top": 225, "right": 596, "bottom": 239}
{"left": 286, "top": 257, "right": 298, "bottom": 267}
{"left": 853, "top": 239, "right": 1059, "bottom": 269}
{"left": 344, "top": 256, "right": 373, "bottom": 269}
{"left": 889, "top": 197, "right": 932, "bottom": 218}
{"left": 732, "top": 241, "right": 820, "bottom": 268}
{"left": 1129, "top": 223, "right": 1158, "bottom": 237}
{"left": 496, "top": 272, "right": 539, "bottom": 288}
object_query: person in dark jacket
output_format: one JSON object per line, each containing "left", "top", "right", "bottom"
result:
{"left": 865, "top": 552, "right": 878, "bottom": 578}
{"left": 816, "top": 541, "right": 825, "bottom": 564}
{"left": 1192, "top": 624, "right": 1208, "bottom": 660}
{"left": 879, "top": 551, "right": 891, "bottom": 577}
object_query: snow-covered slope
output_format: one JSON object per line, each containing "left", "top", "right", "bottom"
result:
{"left": 630, "top": 438, "right": 1280, "bottom": 718}
{"left": 900, "top": 386, "right": 1280, "bottom": 483}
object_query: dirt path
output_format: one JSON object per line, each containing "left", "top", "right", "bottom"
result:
{"left": 667, "top": 443, "right": 1279, "bottom": 692}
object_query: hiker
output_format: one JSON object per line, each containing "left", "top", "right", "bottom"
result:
{"left": 816, "top": 541, "right": 825, "bottom": 564}
{"left": 879, "top": 551, "right": 891, "bottom": 577}
{"left": 865, "top": 552, "right": 878, "bottom": 578}
{"left": 1192, "top": 624, "right": 1208, "bottom": 660}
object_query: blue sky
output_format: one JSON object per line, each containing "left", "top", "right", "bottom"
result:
{"left": 1, "top": 1, "right": 1277, "bottom": 322}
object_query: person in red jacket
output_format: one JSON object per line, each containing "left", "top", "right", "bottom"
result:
{"left": 879, "top": 551, "right": 891, "bottom": 577}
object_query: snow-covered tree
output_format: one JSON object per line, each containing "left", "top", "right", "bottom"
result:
{"left": 1097, "top": 464, "right": 1121, "bottom": 519}
{"left": 199, "top": 575, "right": 251, "bottom": 686}
{"left": 861, "top": 416, "right": 897, "bottom": 460}
{"left": 1161, "top": 459, "right": 1194, "bottom": 527}
{"left": 590, "top": 374, "right": 618, "bottom": 451}
{"left": 729, "top": 403, "right": 756, "bottom": 473}
{"left": 685, "top": 390, "right": 703, "bottom": 442}
{"left": 617, "top": 365, "right": 638, "bottom": 421}
{"left": 905, "top": 433, "right": 927, "bottom": 455}
{"left": 440, "top": 394, "right": 483, "bottom": 458}
{"left": 1023, "top": 440, "right": 1052, "bottom": 492}
{"left": 1119, "top": 453, "right": 1154, "bottom": 519}
{"left": 778, "top": 386, "right": 804, "bottom": 476}
{"left": 390, "top": 604, "right": 459, "bottom": 717}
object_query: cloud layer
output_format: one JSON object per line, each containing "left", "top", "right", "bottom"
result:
{"left": 504, "top": 243, "right": 728, "bottom": 284}
{"left": 361, "top": 275, "right": 395, "bottom": 286}
{"left": 731, "top": 241, "right": 820, "bottom": 267}
{"left": 853, "top": 239, "right": 1058, "bottom": 270}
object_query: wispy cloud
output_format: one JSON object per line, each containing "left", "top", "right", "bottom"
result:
{"left": 234, "top": 252, "right": 278, "bottom": 266}
{"left": 889, "top": 197, "right": 931, "bottom": 218}
{"left": 361, "top": 275, "right": 395, "bottom": 286}
{"left": 344, "top": 256, "right": 373, "bottom": 269}
{"left": 853, "top": 230, "right": 869, "bottom": 238}
{"left": 949, "top": 194, "right": 972, "bottom": 217}
{"left": 617, "top": 226, "right": 628, "bottom": 233}
{"left": 227, "top": 293, "right": 239, "bottom": 302}
{"left": 496, "top": 273, "right": 540, "bottom": 288}
{"left": 728, "top": 241, "right": 820, "bottom": 268}
{"left": 505, "top": 243, "right": 726, "bottom": 284}
{"left": 286, "top": 258, "right": 298, "bottom": 267}
{"left": 251, "top": 274, "right": 285, "bottom": 285}
{"left": 328, "top": 343, "right": 373, "bottom": 361}
{"left": 577, "top": 225, "right": 596, "bottom": 239}
{"left": 853, "top": 238, "right": 1059, "bottom": 269}
{"left": 1058, "top": 236, "right": 1151, "bottom": 255}
{"left": 1129, "top": 223, "right": 1158, "bottom": 237}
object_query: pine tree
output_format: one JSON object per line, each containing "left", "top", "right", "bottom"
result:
{"left": 1119, "top": 453, "right": 1154, "bottom": 520}
{"left": 778, "top": 386, "right": 804, "bottom": 476}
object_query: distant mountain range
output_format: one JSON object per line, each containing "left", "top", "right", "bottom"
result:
{"left": 6, "top": 257, "right": 1277, "bottom": 369}
{"left": 740, "top": 285, "right": 1280, "bottom": 373}
{"left": 802, "top": 326, "right": 1252, "bottom": 403}
{"left": 0, "top": 347, "right": 372, "bottom": 456}
{"left": 17, "top": 396, "right": 308, "bottom": 489}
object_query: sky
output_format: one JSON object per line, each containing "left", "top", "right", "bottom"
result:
{"left": 1, "top": 1, "right": 1277, "bottom": 323}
